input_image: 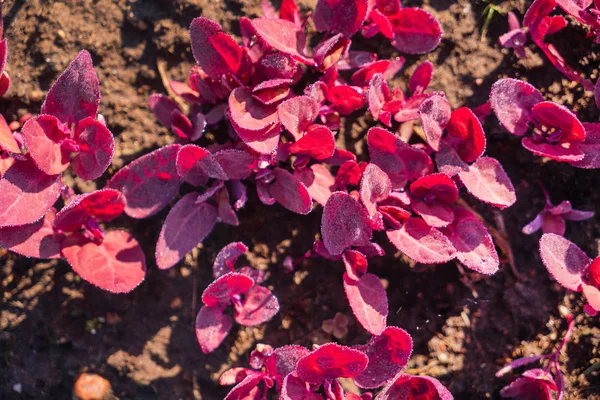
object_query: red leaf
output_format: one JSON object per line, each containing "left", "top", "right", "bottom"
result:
{"left": 214, "top": 149, "right": 256, "bottom": 180}
{"left": 41, "top": 51, "right": 100, "bottom": 125}
{"left": 0, "top": 114, "right": 20, "bottom": 154}
{"left": 386, "top": 218, "right": 456, "bottom": 264}
{"left": 360, "top": 163, "right": 391, "bottom": 222}
{"left": 322, "top": 191, "right": 373, "bottom": 256}
{"left": 313, "top": 34, "right": 351, "bottom": 71}
{"left": 229, "top": 87, "right": 281, "bottom": 154}
{"left": 195, "top": 306, "right": 233, "bottom": 354}
{"left": 354, "top": 326, "right": 413, "bottom": 389}
{"left": 343, "top": 272, "right": 388, "bottom": 335}
{"left": 489, "top": 78, "right": 544, "bottom": 136}
{"left": 0, "top": 158, "right": 62, "bottom": 228}
{"left": 149, "top": 94, "right": 180, "bottom": 127}
{"left": 155, "top": 192, "right": 217, "bottom": 270}
{"left": 224, "top": 374, "right": 265, "bottom": 400}
{"left": 270, "top": 167, "right": 313, "bottom": 215}
{"left": 531, "top": 101, "right": 585, "bottom": 142}
{"left": 313, "top": 0, "right": 369, "bottom": 38}
{"left": 522, "top": 136, "right": 584, "bottom": 162}
{"left": 190, "top": 17, "right": 243, "bottom": 80}
{"left": 418, "top": 94, "right": 451, "bottom": 151}
{"left": 61, "top": 230, "right": 146, "bottom": 293}
{"left": 54, "top": 189, "right": 125, "bottom": 232}
{"left": 202, "top": 272, "right": 254, "bottom": 307}
{"left": 265, "top": 345, "right": 310, "bottom": 383}
{"left": 280, "top": 0, "right": 300, "bottom": 22}
{"left": 220, "top": 368, "right": 261, "bottom": 386}
{"left": 446, "top": 107, "right": 486, "bottom": 163}
{"left": 296, "top": 343, "right": 368, "bottom": 384}
{"left": 458, "top": 157, "right": 516, "bottom": 209}
{"left": 0, "top": 209, "right": 63, "bottom": 258}
{"left": 278, "top": 96, "right": 320, "bottom": 140}
{"left": 342, "top": 249, "right": 368, "bottom": 280}
{"left": 234, "top": 285, "right": 280, "bottom": 326}
{"left": 176, "top": 144, "right": 228, "bottom": 186}
{"left": 409, "top": 61, "right": 433, "bottom": 95}
{"left": 252, "top": 18, "right": 311, "bottom": 64}
{"left": 375, "top": 374, "right": 453, "bottom": 400}
{"left": 367, "top": 127, "right": 433, "bottom": 189}
{"left": 442, "top": 207, "right": 499, "bottom": 275}
{"left": 351, "top": 60, "right": 393, "bottom": 88}
{"left": 281, "top": 373, "right": 321, "bottom": 400}
{"left": 71, "top": 118, "right": 115, "bottom": 180}
{"left": 289, "top": 125, "right": 336, "bottom": 160}
{"left": 107, "top": 144, "right": 182, "bottom": 219}
{"left": 213, "top": 241, "right": 248, "bottom": 278}
{"left": 539, "top": 233, "right": 590, "bottom": 291}
{"left": 294, "top": 164, "right": 335, "bottom": 207}
{"left": 390, "top": 8, "right": 443, "bottom": 54}
{"left": 336, "top": 160, "right": 362, "bottom": 186}
{"left": 327, "top": 85, "right": 366, "bottom": 115}
{"left": 21, "top": 115, "right": 71, "bottom": 175}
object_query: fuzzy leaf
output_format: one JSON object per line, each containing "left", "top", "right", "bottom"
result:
{"left": 21, "top": 115, "right": 71, "bottom": 175}
{"left": 360, "top": 163, "right": 392, "bottom": 222}
{"left": 313, "top": 34, "right": 350, "bottom": 71}
{"left": 328, "top": 85, "right": 366, "bottom": 115}
{"left": 296, "top": 343, "right": 368, "bottom": 384}
{"left": 203, "top": 272, "right": 255, "bottom": 307}
{"left": 387, "top": 218, "right": 456, "bottom": 264}
{"left": 409, "top": 61, "right": 433, "bottom": 95}
{"left": 149, "top": 94, "right": 180, "bottom": 127}
{"left": 71, "top": 118, "right": 115, "bottom": 180}
{"left": 375, "top": 374, "right": 453, "bottom": 400}
{"left": 0, "top": 209, "right": 63, "bottom": 259}
{"left": 294, "top": 164, "right": 334, "bottom": 207}
{"left": 539, "top": 233, "right": 590, "bottom": 291}
{"left": 313, "top": 0, "right": 368, "bottom": 37}
{"left": 289, "top": 125, "right": 336, "bottom": 160}
{"left": 213, "top": 242, "right": 248, "bottom": 279}
{"left": 458, "top": 157, "right": 516, "bottom": 209}
{"left": 107, "top": 144, "right": 181, "bottom": 218}
{"left": 489, "top": 78, "right": 544, "bottom": 136}
{"left": 270, "top": 168, "right": 313, "bottom": 214}
{"left": 213, "top": 149, "right": 256, "bottom": 180}
{"left": 195, "top": 306, "right": 233, "bottom": 354}
{"left": 252, "top": 18, "right": 311, "bottom": 64}
{"left": 156, "top": 192, "right": 217, "bottom": 270}
{"left": 446, "top": 107, "right": 486, "bottom": 163}
{"left": 571, "top": 123, "right": 600, "bottom": 169}
{"left": 278, "top": 96, "right": 320, "bottom": 140}
{"left": 391, "top": 8, "right": 443, "bottom": 54}
{"left": 322, "top": 191, "right": 373, "bottom": 256}
{"left": 265, "top": 345, "right": 310, "bottom": 383}
{"left": 61, "top": 230, "right": 146, "bottom": 293}
{"left": 54, "top": 189, "right": 125, "bottom": 232}
{"left": 343, "top": 272, "right": 388, "bottom": 335}
{"left": 342, "top": 250, "right": 368, "bottom": 280}
{"left": 418, "top": 94, "right": 451, "bottom": 151}
{"left": 252, "top": 78, "right": 293, "bottom": 105}
{"left": 234, "top": 285, "right": 280, "bottom": 326}
{"left": 176, "top": 144, "right": 229, "bottom": 186}
{"left": 0, "top": 114, "right": 19, "bottom": 154}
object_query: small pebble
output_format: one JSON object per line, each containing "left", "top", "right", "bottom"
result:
{"left": 73, "top": 373, "right": 111, "bottom": 400}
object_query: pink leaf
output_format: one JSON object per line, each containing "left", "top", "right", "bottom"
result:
{"left": 176, "top": 144, "right": 228, "bottom": 186}
{"left": 0, "top": 114, "right": 20, "bottom": 154}
{"left": 489, "top": 78, "right": 544, "bottom": 136}
{"left": 409, "top": 61, "right": 433, "bottom": 95}
{"left": 190, "top": 17, "right": 243, "bottom": 80}
{"left": 149, "top": 94, "right": 180, "bottom": 127}
{"left": 252, "top": 78, "right": 293, "bottom": 105}
{"left": 442, "top": 207, "right": 499, "bottom": 274}
{"left": 583, "top": 283, "right": 600, "bottom": 312}
{"left": 54, "top": 189, "right": 125, "bottom": 232}
{"left": 343, "top": 272, "right": 388, "bottom": 335}
{"left": 220, "top": 368, "right": 261, "bottom": 386}
{"left": 368, "top": 74, "right": 390, "bottom": 122}
{"left": 294, "top": 164, "right": 334, "bottom": 207}
{"left": 297, "top": 343, "right": 368, "bottom": 384}
{"left": 203, "top": 272, "right": 255, "bottom": 308}
{"left": 229, "top": 87, "right": 281, "bottom": 154}
{"left": 322, "top": 191, "right": 373, "bottom": 256}
{"left": 409, "top": 173, "right": 458, "bottom": 228}
{"left": 234, "top": 285, "right": 280, "bottom": 326}
{"left": 390, "top": 8, "right": 443, "bottom": 54}
{"left": 41, "top": 50, "right": 100, "bottom": 125}
{"left": 217, "top": 187, "right": 239, "bottom": 226}
{"left": 418, "top": 94, "right": 451, "bottom": 151}
{"left": 354, "top": 326, "right": 413, "bottom": 389}
{"left": 351, "top": 60, "right": 394, "bottom": 88}
{"left": 360, "top": 163, "right": 392, "bottom": 221}
{"left": 313, "top": 0, "right": 369, "bottom": 37}
{"left": 571, "top": 123, "right": 600, "bottom": 169}
{"left": 278, "top": 96, "right": 320, "bottom": 140}
{"left": 458, "top": 157, "right": 516, "bottom": 209}
{"left": 434, "top": 141, "right": 470, "bottom": 177}
{"left": 0, "top": 158, "right": 62, "bottom": 228}
{"left": 0, "top": 209, "right": 63, "bottom": 258}
{"left": 342, "top": 250, "right": 368, "bottom": 281}
{"left": 265, "top": 345, "right": 310, "bottom": 383}
{"left": 367, "top": 127, "right": 433, "bottom": 189}
{"left": 61, "top": 230, "right": 146, "bottom": 293}
{"left": 214, "top": 149, "right": 256, "bottom": 180}
{"left": 375, "top": 374, "right": 453, "bottom": 400}
{"left": 107, "top": 144, "right": 182, "bottom": 219}
{"left": 21, "top": 115, "right": 71, "bottom": 175}
{"left": 71, "top": 118, "right": 115, "bottom": 180}
{"left": 155, "top": 192, "right": 217, "bottom": 270}
{"left": 195, "top": 306, "right": 233, "bottom": 354}
{"left": 313, "top": 34, "right": 351, "bottom": 71}
{"left": 270, "top": 167, "right": 313, "bottom": 215}
{"left": 446, "top": 107, "right": 486, "bottom": 163}
{"left": 539, "top": 233, "right": 590, "bottom": 291}
{"left": 289, "top": 125, "right": 336, "bottom": 160}
{"left": 223, "top": 374, "right": 265, "bottom": 400}
{"left": 387, "top": 218, "right": 456, "bottom": 264}
{"left": 213, "top": 242, "right": 248, "bottom": 278}
{"left": 531, "top": 101, "right": 585, "bottom": 142}
{"left": 522, "top": 137, "right": 584, "bottom": 162}
{"left": 281, "top": 373, "right": 321, "bottom": 400}
{"left": 252, "top": 18, "right": 311, "bottom": 64}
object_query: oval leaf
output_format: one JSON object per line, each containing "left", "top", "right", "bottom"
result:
{"left": 202, "top": 272, "right": 255, "bottom": 308}
{"left": 313, "top": 0, "right": 369, "bottom": 38}
{"left": 176, "top": 144, "right": 228, "bottom": 186}
{"left": 489, "top": 78, "right": 544, "bottom": 136}
{"left": 71, "top": 118, "right": 115, "bottom": 180}
{"left": 539, "top": 233, "right": 590, "bottom": 291}
{"left": 296, "top": 343, "right": 368, "bottom": 384}
{"left": 270, "top": 167, "right": 312, "bottom": 215}
{"left": 322, "top": 191, "right": 373, "bottom": 256}
{"left": 391, "top": 8, "right": 443, "bottom": 54}
{"left": 54, "top": 189, "right": 125, "bottom": 233}
{"left": 21, "top": 115, "right": 71, "bottom": 175}
{"left": 234, "top": 285, "right": 280, "bottom": 326}
{"left": 387, "top": 218, "right": 456, "bottom": 264}
{"left": 278, "top": 96, "right": 320, "bottom": 140}
{"left": 418, "top": 94, "right": 451, "bottom": 151}
{"left": 0, "top": 209, "right": 63, "bottom": 259}
{"left": 195, "top": 306, "right": 233, "bottom": 354}
{"left": 343, "top": 272, "right": 388, "bottom": 335}
{"left": 458, "top": 157, "right": 516, "bottom": 209}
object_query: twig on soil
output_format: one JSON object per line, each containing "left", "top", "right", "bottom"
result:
{"left": 157, "top": 59, "right": 189, "bottom": 114}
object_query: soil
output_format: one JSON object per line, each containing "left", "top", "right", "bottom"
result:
{"left": 1, "top": 0, "right": 600, "bottom": 399}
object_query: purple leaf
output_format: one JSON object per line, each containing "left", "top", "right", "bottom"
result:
{"left": 391, "top": 8, "right": 443, "bottom": 54}
{"left": 213, "top": 241, "right": 248, "bottom": 278}
{"left": 195, "top": 306, "right": 233, "bottom": 354}
{"left": 343, "top": 272, "right": 388, "bottom": 335}
{"left": 375, "top": 374, "right": 453, "bottom": 400}
{"left": 360, "top": 163, "right": 392, "bottom": 222}
{"left": 296, "top": 343, "right": 368, "bottom": 384}
{"left": 458, "top": 157, "right": 516, "bottom": 209}
{"left": 71, "top": 118, "right": 115, "bottom": 180}
{"left": 234, "top": 285, "right": 280, "bottom": 326}
{"left": 0, "top": 209, "right": 63, "bottom": 259}
{"left": 21, "top": 115, "right": 71, "bottom": 175}
{"left": 539, "top": 233, "right": 590, "bottom": 291}
{"left": 107, "top": 144, "right": 182, "bottom": 218}
{"left": 387, "top": 218, "right": 456, "bottom": 264}
{"left": 571, "top": 123, "right": 600, "bottom": 168}
{"left": 288, "top": 125, "right": 336, "bottom": 161}
{"left": 41, "top": 50, "right": 100, "bottom": 125}
{"left": 202, "top": 272, "right": 254, "bottom": 307}
{"left": 313, "top": 0, "right": 369, "bottom": 38}
{"left": 294, "top": 164, "right": 334, "bottom": 207}
{"left": 409, "top": 173, "right": 458, "bottom": 228}
{"left": 149, "top": 94, "right": 180, "bottom": 127}
{"left": 278, "top": 96, "right": 320, "bottom": 140}
{"left": 489, "top": 78, "right": 544, "bottom": 136}
{"left": 446, "top": 107, "right": 486, "bottom": 163}
{"left": 252, "top": 78, "right": 293, "bottom": 105}
{"left": 265, "top": 345, "right": 310, "bottom": 383}
{"left": 322, "top": 191, "right": 373, "bottom": 256}
{"left": 155, "top": 192, "right": 217, "bottom": 270}
{"left": 418, "top": 94, "right": 451, "bottom": 151}
{"left": 409, "top": 61, "right": 433, "bottom": 95}
{"left": 214, "top": 149, "right": 256, "bottom": 180}
{"left": 270, "top": 168, "right": 313, "bottom": 215}
{"left": 176, "top": 144, "right": 229, "bottom": 186}
{"left": 54, "top": 188, "right": 125, "bottom": 233}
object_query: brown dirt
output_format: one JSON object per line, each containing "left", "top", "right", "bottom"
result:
{"left": 1, "top": 0, "right": 600, "bottom": 399}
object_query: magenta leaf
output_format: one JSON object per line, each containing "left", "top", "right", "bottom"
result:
{"left": 583, "top": 284, "right": 600, "bottom": 312}
{"left": 155, "top": 192, "right": 217, "bottom": 270}
{"left": 270, "top": 167, "right": 312, "bottom": 215}
{"left": 0, "top": 209, "right": 63, "bottom": 259}
{"left": 281, "top": 373, "right": 321, "bottom": 400}
{"left": 296, "top": 343, "right": 368, "bottom": 384}
{"left": 387, "top": 218, "right": 456, "bottom": 264}
{"left": 61, "top": 230, "right": 146, "bottom": 293}
{"left": 322, "top": 191, "right": 373, "bottom": 256}
{"left": 252, "top": 18, "right": 311, "bottom": 64}
{"left": 327, "top": 85, "right": 366, "bottom": 115}
{"left": 289, "top": 125, "right": 336, "bottom": 160}
{"left": 313, "top": 34, "right": 350, "bottom": 71}
{"left": 391, "top": 8, "right": 443, "bottom": 54}
{"left": 360, "top": 163, "right": 392, "bottom": 223}
{"left": 0, "top": 114, "right": 19, "bottom": 154}
{"left": 107, "top": 144, "right": 182, "bottom": 218}
{"left": 368, "top": 73, "right": 390, "bottom": 123}
{"left": 148, "top": 94, "right": 180, "bottom": 127}
{"left": 229, "top": 87, "right": 281, "bottom": 154}
{"left": 213, "top": 241, "right": 248, "bottom": 279}
{"left": 410, "top": 173, "right": 458, "bottom": 228}
{"left": 354, "top": 326, "right": 413, "bottom": 389}
{"left": 278, "top": 96, "right": 320, "bottom": 140}
{"left": 458, "top": 157, "right": 516, "bottom": 209}
{"left": 214, "top": 149, "right": 256, "bottom": 180}
{"left": 0, "top": 158, "right": 62, "bottom": 228}
{"left": 54, "top": 188, "right": 125, "bottom": 233}
{"left": 446, "top": 107, "right": 486, "bottom": 163}
{"left": 21, "top": 115, "right": 71, "bottom": 175}
{"left": 313, "top": 0, "right": 369, "bottom": 38}
{"left": 176, "top": 144, "right": 228, "bottom": 186}
{"left": 41, "top": 50, "right": 100, "bottom": 125}
{"left": 195, "top": 306, "right": 233, "bottom": 354}
{"left": 190, "top": 17, "right": 243, "bottom": 80}
{"left": 442, "top": 207, "right": 499, "bottom": 275}
{"left": 234, "top": 285, "right": 280, "bottom": 326}
{"left": 71, "top": 118, "right": 115, "bottom": 180}
{"left": 409, "top": 61, "right": 433, "bottom": 95}
{"left": 294, "top": 164, "right": 334, "bottom": 207}
{"left": 223, "top": 374, "right": 265, "bottom": 400}
{"left": 265, "top": 345, "right": 310, "bottom": 383}
{"left": 343, "top": 272, "right": 388, "bottom": 335}
{"left": 220, "top": 368, "right": 260, "bottom": 386}
{"left": 202, "top": 272, "right": 255, "bottom": 308}
{"left": 418, "top": 94, "right": 451, "bottom": 151}
{"left": 489, "top": 78, "right": 544, "bottom": 136}
{"left": 343, "top": 250, "right": 368, "bottom": 281}
{"left": 571, "top": 123, "right": 600, "bottom": 169}
{"left": 539, "top": 233, "right": 590, "bottom": 291}
{"left": 367, "top": 127, "right": 433, "bottom": 189}
{"left": 375, "top": 374, "right": 453, "bottom": 400}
